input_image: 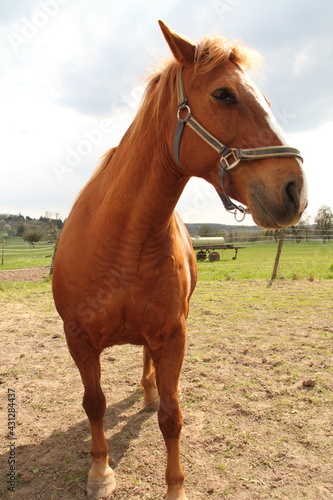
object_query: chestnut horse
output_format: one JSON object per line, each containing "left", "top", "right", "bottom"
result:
{"left": 52, "top": 21, "right": 307, "bottom": 499}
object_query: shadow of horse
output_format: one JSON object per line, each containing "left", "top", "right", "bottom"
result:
{"left": 0, "top": 389, "right": 156, "bottom": 499}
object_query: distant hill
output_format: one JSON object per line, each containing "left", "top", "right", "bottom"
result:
{"left": 185, "top": 223, "right": 262, "bottom": 237}
{"left": 1, "top": 214, "right": 322, "bottom": 244}
{"left": 0, "top": 213, "right": 63, "bottom": 241}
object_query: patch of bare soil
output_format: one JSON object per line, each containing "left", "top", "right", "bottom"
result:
{"left": 0, "top": 267, "right": 49, "bottom": 282}
{"left": 0, "top": 278, "right": 332, "bottom": 499}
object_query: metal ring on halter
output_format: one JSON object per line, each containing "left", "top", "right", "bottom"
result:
{"left": 234, "top": 206, "right": 249, "bottom": 222}
{"left": 177, "top": 105, "right": 191, "bottom": 120}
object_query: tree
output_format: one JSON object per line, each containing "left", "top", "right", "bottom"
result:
{"left": 288, "top": 212, "right": 311, "bottom": 243}
{"left": 315, "top": 205, "right": 333, "bottom": 242}
{"left": 264, "top": 229, "right": 280, "bottom": 242}
{"left": 3, "top": 223, "right": 13, "bottom": 236}
{"left": 198, "top": 224, "right": 212, "bottom": 237}
{"left": 24, "top": 232, "right": 42, "bottom": 245}
{"left": 16, "top": 223, "right": 25, "bottom": 237}
{"left": 42, "top": 211, "right": 62, "bottom": 242}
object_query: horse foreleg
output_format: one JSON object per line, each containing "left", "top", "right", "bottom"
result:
{"left": 67, "top": 337, "right": 116, "bottom": 499}
{"left": 152, "top": 326, "right": 188, "bottom": 500}
{"left": 141, "top": 346, "right": 159, "bottom": 411}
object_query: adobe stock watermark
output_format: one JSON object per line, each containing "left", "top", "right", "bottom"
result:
{"left": 52, "top": 83, "right": 144, "bottom": 182}
{"left": 7, "top": 0, "right": 71, "bottom": 51}
{"left": 179, "top": 182, "right": 217, "bottom": 222}
{"left": 7, "top": 389, "right": 17, "bottom": 492}
{"left": 274, "top": 107, "right": 297, "bottom": 129}
{"left": 213, "top": 0, "right": 244, "bottom": 19}
{"left": 65, "top": 268, "right": 139, "bottom": 338}
{"left": 52, "top": 118, "right": 115, "bottom": 182}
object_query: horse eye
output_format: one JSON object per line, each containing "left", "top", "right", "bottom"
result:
{"left": 212, "top": 89, "right": 236, "bottom": 105}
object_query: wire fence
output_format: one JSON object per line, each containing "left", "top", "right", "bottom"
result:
{"left": 206, "top": 230, "right": 333, "bottom": 244}
{"left": 1, "top": 237, "right": 332, "bottom": 280}
{"left": 1, "top": 241, "right": 55, "bottom": 267}
{"left": 1, "top": 246, "right": 54, "bottom": 255}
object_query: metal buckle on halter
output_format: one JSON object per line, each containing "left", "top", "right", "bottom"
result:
{"left": 220, "top": 149, "right": 242, "bottom": 171}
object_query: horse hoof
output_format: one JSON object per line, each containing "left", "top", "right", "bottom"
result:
{"left": 144, "top": 397, "right": 160, "bottom": 412}
{"left": 165, "top": 486, "right": 187, "bottom": 499}
{"left": 165, "top": 493, "right": 188, "bottom": 500}
{"left": 87, "top": 473, "right": 116, "bottom": 499}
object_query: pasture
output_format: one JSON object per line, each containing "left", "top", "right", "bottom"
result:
{"left": 1, "top": 261, "right": 332, "bottom": 499}
{"left": 197, "top": 240, "right": 333, "bottom": 281}
{"left": 1, "top": 237, "right": 333, "bottom": 279}
{"left": 0, "top": 237, "right": 54, "bottom": 270}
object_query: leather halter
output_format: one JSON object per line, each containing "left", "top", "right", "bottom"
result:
{"left": 174, "top": 67, "right": 303, "bottom": 220}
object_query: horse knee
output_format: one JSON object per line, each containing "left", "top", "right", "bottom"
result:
{"left": 158, "top": 398, "right": 182, "bottom": 438}
{"left": 83, "top": 387, "right": 106, "bottom": 422}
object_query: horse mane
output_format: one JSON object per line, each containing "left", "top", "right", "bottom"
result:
{"left": 129, "top": 35, "right": 262, "bottom": 146}
{"left": 193, "top": 35, "right": 262, "bottom": 73}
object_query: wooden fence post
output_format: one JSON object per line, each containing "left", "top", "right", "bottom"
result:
{"left": 269, "top": 229, "right": 285, "bottom": 284}
{"left": 1, "top": 238, "right": 5, "bottom": 266}
{"left": 49, "top": 236, "right": 59, "bottom": 276}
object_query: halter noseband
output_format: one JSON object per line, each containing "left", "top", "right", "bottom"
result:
{"left": 174, "top": 67, "right": 303, "bottom": 221}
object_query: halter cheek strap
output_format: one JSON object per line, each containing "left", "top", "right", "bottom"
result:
{"left": 174, "top": 67, "right": 303, "bottom": 219}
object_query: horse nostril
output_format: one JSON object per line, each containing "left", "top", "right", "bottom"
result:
{"left": 285, "top": 180, "right": 300, "bottom": 209}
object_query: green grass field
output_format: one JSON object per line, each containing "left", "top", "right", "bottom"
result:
{"left": 197, "top": 240, "right": 333, "bottom": 280}
{"left": 1, "top": 237, "right": 332, "bottom": 280}
{"left": 0, "top": 237, "right": 54, "bottom": 270}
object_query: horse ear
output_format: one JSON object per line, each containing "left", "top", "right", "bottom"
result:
{"left": 158, "top": 20, "right": 196, "bottom": 65}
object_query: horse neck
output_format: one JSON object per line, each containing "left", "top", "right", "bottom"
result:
{"left": 99, "top": 126, "right": 188, "bottom": 246}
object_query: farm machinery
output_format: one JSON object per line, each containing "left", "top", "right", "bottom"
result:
{"left": 191, "top": 237, "right": 246, "bottom": 261}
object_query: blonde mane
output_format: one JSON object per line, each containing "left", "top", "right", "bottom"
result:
{"left": 129, "top": 35, "right": 262, "bottom": 145}
{"left": 194, "top": 35, "right": 262, "bottom": 73}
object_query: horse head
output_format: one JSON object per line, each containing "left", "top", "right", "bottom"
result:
{"left": 159, "top": 21, "right": 308, "bottom": 229}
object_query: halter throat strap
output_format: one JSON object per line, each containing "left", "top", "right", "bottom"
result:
{"left": 174, "top": 67, "right": 303, "bottom": 218}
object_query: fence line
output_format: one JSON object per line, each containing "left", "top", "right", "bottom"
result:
{"left": 1, "top": 241, "right": 54, "bottom": 266}
{"left": 208, "top": 237, "right": 333, "bottom": 244}
{"left": 3, "top": 248, "right": 54, "bottom": 255}
{"left": 1, "top": 238, "right": 332, "bottom": 279}
{"left": 203, "top": 260, "right": 332, "bottom": 266}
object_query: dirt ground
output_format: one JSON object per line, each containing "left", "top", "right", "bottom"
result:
{"left": 0, "top": 269, "right": 332, "bottom": 499}
{"left": 0, "top": 267, "right": 50, "bottom": 282}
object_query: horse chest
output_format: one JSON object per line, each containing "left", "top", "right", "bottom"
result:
{"left": 80, "top": 261, "right": 189, "bottom": 348}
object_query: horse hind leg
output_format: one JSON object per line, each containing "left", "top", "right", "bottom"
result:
{"left": 141, "top": 346, "right": 160, "bottom": 411}
{"left": 67, "top": 334, "right": 116, "bottom": 499}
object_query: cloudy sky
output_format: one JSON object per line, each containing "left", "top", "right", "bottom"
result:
{"left": 1, "top": 0, "right": 332, "bottom": 225}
